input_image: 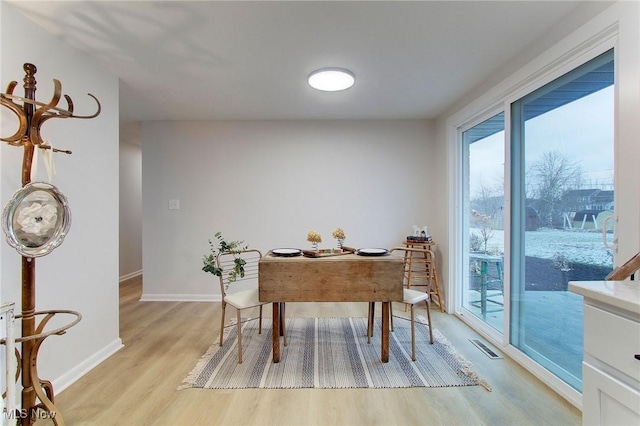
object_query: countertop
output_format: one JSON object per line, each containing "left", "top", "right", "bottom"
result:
{"left": 569, "top": 280, "right": 640, "bottom": 315}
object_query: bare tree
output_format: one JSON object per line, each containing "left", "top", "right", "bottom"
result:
{"left": 530, "top": 151, "right": 583, "bottom": 227}
{"left": 470, "top": 181, "right": 504, "bottom": 252}
{"left": 471, "top": 182, "right": 499, "bottom": 215}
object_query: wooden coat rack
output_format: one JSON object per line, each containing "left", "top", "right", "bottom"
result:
{"left": 1, "top": 64, "right": 100, "bottom": 425}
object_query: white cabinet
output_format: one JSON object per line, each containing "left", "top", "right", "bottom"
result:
{"left": 583, "top": 362, "right": 639, "bottom": 425}
{"left": 569, "top": 280, "right": 640, "bottom": 426}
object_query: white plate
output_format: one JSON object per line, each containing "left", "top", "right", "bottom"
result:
{"left": 356, "top": 248, "right": 389, "bottom": 256}
{"left": 272, "top": 248, "right": 302, "bottom": 257}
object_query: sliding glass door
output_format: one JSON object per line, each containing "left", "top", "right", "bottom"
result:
{"left": 460, "top": 49, "right": 614, "bottom": 391}
{"left": 510, "top": 49, "right": 614, "bottom": 391}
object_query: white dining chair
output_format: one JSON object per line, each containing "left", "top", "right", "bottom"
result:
{"left": 217, "top": 248, "right": 268, "bottom": 363}
{"left": 367, "top": 246, "right": 434, "bottom": 361}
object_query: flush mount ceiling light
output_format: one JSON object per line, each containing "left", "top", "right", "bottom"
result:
{"left": 307, "top": 67, "right": 355, "bottom": 92}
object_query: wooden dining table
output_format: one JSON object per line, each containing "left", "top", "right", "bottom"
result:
{"left": 259, "top": 251, "right": 404, "bottom": 363}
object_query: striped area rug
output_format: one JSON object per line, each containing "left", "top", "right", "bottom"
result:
{"left": 179, "top": 317, "right": 490, "bottom": 390}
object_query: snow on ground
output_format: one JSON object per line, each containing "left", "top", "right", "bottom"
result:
{"left": 472, "top": 227, "right": 613, "bottom": 267}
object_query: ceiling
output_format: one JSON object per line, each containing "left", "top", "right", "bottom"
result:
{"left": 6, "top": 1, "right": 596, "bottom": 123}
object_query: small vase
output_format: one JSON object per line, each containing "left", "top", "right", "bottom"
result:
{"left": 337, "top": 239, "right": 344, "bottom": 249}
{"left": 311, "top": 242, "right": 319, "bottom": 251}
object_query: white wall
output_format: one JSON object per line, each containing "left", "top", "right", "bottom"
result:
{"left": 141, "top": 120, "right": 436, "bottom": 300}
{"left": 119, "top": 122, "right": 142, "bottom": 280}
{"left": 610, "top": 1, "right": 640, "bottom": 261}
{"left": 1, "top": 3, "right": 122, "bottom": 391}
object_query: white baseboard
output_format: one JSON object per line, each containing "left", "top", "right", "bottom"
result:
{"left": 53, "top": 338, "right": 124, "bottom": 393}
{"left": 139, "top": 293, "right": 221, "bottom": 302}
{"left": 119, "top": 269, "right": 142, "bottom": 282}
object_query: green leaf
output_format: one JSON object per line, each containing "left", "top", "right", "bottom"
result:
{"left": 202, "top": 231, "right": 247, "bottom": 280}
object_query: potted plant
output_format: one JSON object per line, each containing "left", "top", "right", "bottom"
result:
{"left": 553, "top": 251, "right": 573, "bottom": 291}
{"left": 202, "top": 232, "right": 248, "bottom": 285}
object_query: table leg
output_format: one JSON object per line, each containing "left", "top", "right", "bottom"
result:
{"left": 272, "top": 302, "right": 280, "bottom": 363}
{"left": 280, "top": 302, "right": 287, "bottom": 346}
{"left": 381, "top": 302, "right": 390, "bottom": 362}
{"left": 279, "top": 303, "right": 285, "bottom": 335}
{"left": 480, "top": 261, "right": 488, "bottom": 319}
{"left": 367, "top": 302, "right": 375, "bottom": 344}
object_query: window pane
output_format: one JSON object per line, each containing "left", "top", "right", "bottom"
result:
{"left": 462, "top": 112, "right": 505, "bottom": 332}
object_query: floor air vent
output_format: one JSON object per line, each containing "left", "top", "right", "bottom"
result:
{"left": 469, "top": 339, "right": 502, "bottom": 359}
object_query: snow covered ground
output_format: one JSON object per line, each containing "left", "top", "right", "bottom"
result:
{"left": 473, "top": 227, "right": 613, "bottom": 268}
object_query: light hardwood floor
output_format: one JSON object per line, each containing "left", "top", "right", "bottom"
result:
{"left": 47, "top": 276, "right": 581, "bottom": 425}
